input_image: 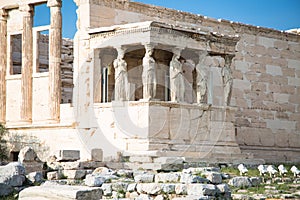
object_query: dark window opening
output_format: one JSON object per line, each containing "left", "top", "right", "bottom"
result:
{"left": 10, "top": 151, "right": 19, "bottom": 162}
{"left": 37, "top": 30, "right": 49, "bottom": 73}
{"left": 11, "top": 34, "right": 22, "bottom": 75}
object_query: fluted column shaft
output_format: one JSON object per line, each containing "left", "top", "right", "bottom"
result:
{"left": 48, "top": 0, "right": 62, "bottom": 121}
{"left": 20, "top": 4, "right": 33, "bottom": 122}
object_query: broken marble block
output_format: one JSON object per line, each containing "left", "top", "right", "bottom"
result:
{"left": 55, "top": 150, "right": 80, "bottom": 161}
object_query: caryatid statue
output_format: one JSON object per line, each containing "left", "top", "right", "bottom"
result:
{"left": 113, "top": 47, "right": 128, "bottom": 101}
{"left": 222, "top": 56, "right": 233, "bottom": 106}
{"left": 196, "top": 53, "right": 208, "bottom": 104}
{"left": 142, "top": 44, "right": 157, "bottom": 100}
{"left": 170, "top": 49, "right": 185, "bottom": 102}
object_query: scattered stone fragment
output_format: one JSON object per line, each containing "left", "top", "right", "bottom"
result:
{"left": 180, "top": 173, "right": 209, "bottom": 184}
{"left": 47, "top": 171, "right": 62, "bottom": 180}
{"left": 0, "top": 183, "right": 13, "bottom": 197}
{"left": 249, "top": 177, "right": 261, "bottom": 186}
{"left": 204, "top": 172, "right": 222, "bottom": 184}
{"left": 187, "top": 184, "right": 217, "bottom": 196}
{"left": 127, "top": 183, "right": 137, "bottom": 192}
{"left": 136, "top": 183, "right": 162, "bottom": 195}
{"left": 175, "top": 184, "right": 187, "bottom": 195}
{"left": 134, "top": 173, "right": 155, "bottom": 183}
{"left": 0, "top": 162, "right": 26, "bottom": 187}
{"left": 84, "top": 174, "right": 106, "bottom": 187}
{"left": 228, "top": 176, "right": 252, "bottom": 188}
{"left": 55, "top": 150, "right": 80, "bottom": 162}
{"left": 101, "top": 183, "right": 112, "bottom": 196}
{"left": 155, "top": 172, "right": 180, "bottom": 183}
{"left": 161, "top": 184, "right": 176, "bottom": 193}
{"left": 18, "top": 183, "right": 102, "bottom": 200}
{"left": 63, "top": 169, "right": 86, "bottom": 179}
{"left": 27, "top": 171, "right": 44, "bottom": 184}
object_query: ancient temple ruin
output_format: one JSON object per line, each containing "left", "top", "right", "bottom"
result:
{"left": 0, "top": 0, "right": 299, "bottom": 164}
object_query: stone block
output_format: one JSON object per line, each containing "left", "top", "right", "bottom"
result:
{"left": 129, "top": 156, "right": 153, "bottom": 163}
{"left": 55, "top": 150, "right": 80, "bottom": 161}
{"left": 47, "top": 171, "right": 62, "bottom": 180}
{"left": 0, "top": 183, "right": 13, "bottom": 197}
{"left": 187, "top": 184, "right": 216, "bottom": 196}
{"left": 180, "top": 174, "right": 209, "bottom": 184}
{"left": 134, "top": 174, "right": 154, "bottom": 183}
{"left": 111, "top": 182, "right": 128, "bottom": 193}
{"left": 216, "top": 183, "right": 230, "bottom": 194}
{"left": 27, "top": 172, "right": 44, "bottom": 184}
{"left": 19, "top": 183, "right": 102, "bottom": 200}
{"left": 204, "top": 172, "right": 222, "bottom": 184}
{"left": 149, "top": 106, "right": 169, "bottom": 139}
{"left": 287, "top": 59, "right": 300, "bottom": 69}
{"left": 91, "top": 149, "right": 103, "bottom": 162}
{"left": 274, "top": 40, "right": 288, "bottom": 50}
{"left": 127, "top": 183, "right": 137, "bottom": 192}
{"left": 228, "top": 177, "right": 252, "bottom": 188}
{"left": 155, "top": 173, "right": 180, "bottom": 183}
{"left": 249, "top": 177, "right": 261, "bottom": 187}
{"left": 63, "top": 170, "right": 86, "bottom": 179}
{"left": 288, "top": 77, "right": 300, "bottom": 86}
{"left": 79, "top": 161, "right": 105, "bottom": 169}
{"left": 238, "top": 128, "right": 261, "bottom": 146}
{"left": 266, "top": 65, "right": 282, "bottom": 76}
{"left": 288, "top": 133, "right": 300, "bottom": 148}
{"left": 22, "top": 162, "right": 44, "bottom": 174}
{"left": 266, "top": 119, "right": 296, "bottom": 132}
{"left": 85, "top": 174, "right": 106, "bottom": 187}
{"left": 161, "top": 184, "right": 176, "bottom": 193}
{"left": 258, "top": 131, "right": 275, "bottom": 147}
{"left": 0, "top": 162, "right": 26, "bottom": 187}
{"left": 234, "top": 61, "right": 250, "bottom": 73}
{"left": 101, "top": 183, "right": 112, "bottom": 196}
{"left": 175, "top": 184, "right": 187, "bottom": 195}
{"left": 232, "top": 79, "right": 251, "bottom": 91}
{"left": 257, "top": 36, "right": 275, "bottom": 48}
{"left": 136, "top": 183, "right": 161, "bottom": 195}
{"left": 18, "top": 146, "right": 40, "bottom": 163}
{"left": 170, "top": 108, "right": 190, "bottom": 140}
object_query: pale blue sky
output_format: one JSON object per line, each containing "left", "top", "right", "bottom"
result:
{"left": 34, "top": 0, "right": 300, "bottom": 39}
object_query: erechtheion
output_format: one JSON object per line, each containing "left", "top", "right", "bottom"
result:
{"left": 0, "top": 0, "right": 299, "bottom": 164}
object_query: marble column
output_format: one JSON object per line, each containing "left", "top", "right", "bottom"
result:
{"left": 196, "top": 53, "right": 208, "bottom": 104}
{"left": 169, "top": 48, "right": 185, "bottom": 102}
{"left": 113, "top": 47, "right": 128, "bottom": 101}
{"left": 142, "top": 44, "right": 156, "bottom": 100}
{"left": 0, "top": 9, "right": 7, "bottom": 123}
{"left": 20, "top": 4, "right": 33, "bottom": 122}
{"left": 222, "top": 55, "right": 233, "bottom": 106}
{"left": 48, "top": 0, "right": 62, "bottom": 121}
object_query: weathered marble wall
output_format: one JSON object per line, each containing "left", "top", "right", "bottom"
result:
{"left": 82, "top": 0, "right": 300, "bottom": 162}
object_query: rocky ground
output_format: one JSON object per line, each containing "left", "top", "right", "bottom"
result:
{"left": 0, "top": 147, "right": 300, "bottom": 199}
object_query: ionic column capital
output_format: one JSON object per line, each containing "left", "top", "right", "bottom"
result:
{"left": 47, "top": 0, "right": 62, "bottom": 8}
{"left": 19, "top": 4, "right": 33, "bottom": 14}
{"left": 0, "top": 9, "right": 8, "bottom": 21}
{"left": 115, "top": 46, "right": 126, "bottom": 58}
{"left": 172, "top": 47, "right": 183, "bottom": 56}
